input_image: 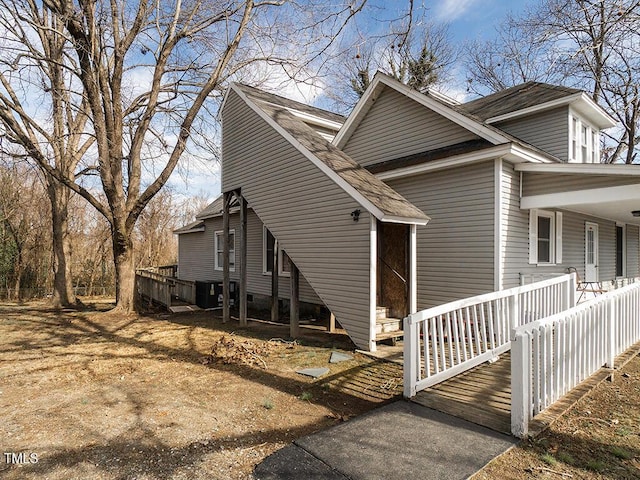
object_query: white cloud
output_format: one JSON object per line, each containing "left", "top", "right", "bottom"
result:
{"left": 434, "top": 0, "right": 481, "bottom": 22}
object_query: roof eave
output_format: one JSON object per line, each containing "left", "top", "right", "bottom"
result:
{"left": 486, "top": 92, "right": 616, "bottom": 129}
{"left": 515, "top": 163, "right": 640, "bottom": 175}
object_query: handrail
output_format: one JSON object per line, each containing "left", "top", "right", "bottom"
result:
{"left": 407, "top": 273, "right": 575, "bottom": 325}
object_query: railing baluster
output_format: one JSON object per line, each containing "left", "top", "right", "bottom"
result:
{"left": 429, "top": 317, "right": 437, "bottom": 375}
{"left": 421, "top": 321, "right": 428, "bottom": 379}
{"left": 438, "top": 314, "right": 447, "bottom": 371}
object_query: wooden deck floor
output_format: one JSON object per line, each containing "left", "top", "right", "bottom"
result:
{"left": 411, "top": 352, "right": 512, "bottom": 434}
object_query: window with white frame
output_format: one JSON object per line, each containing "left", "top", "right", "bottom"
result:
{"left": 529, "top": 209, "right": 563, "bottom": 264}
{"left": 569, "top": 115, "right": 600, "bottom": 163}
{"left": 263, "top": 227, "right": 291, "bottom": 277}
{"left": 214, "top": 230, "right": 235, "bottom": 271}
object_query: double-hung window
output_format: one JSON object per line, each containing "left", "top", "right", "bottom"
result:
{"left": 569, "top": 115, "right": 600, "bottom": 163}
{"left": 529, "top": 209, "right": 563, "bottom": 265}
{"left": 214, "top": 230, "right": 235, "bottom": 271}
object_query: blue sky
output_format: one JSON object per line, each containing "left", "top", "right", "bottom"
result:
{"left": 169, "top": 0, "right": 534, "bottom": 203}
{"left": 433, "top": 0, "right": 530, "bottom": 42}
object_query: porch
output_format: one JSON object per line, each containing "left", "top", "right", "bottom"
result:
{"left": 403, "top": 274, "right": 640, "bottom": 437}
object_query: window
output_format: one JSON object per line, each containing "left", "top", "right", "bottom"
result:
{"left": 214, "top": 230, "right": 235, "bottom": 271}
{"left": 263, "top": 227, "right": 291, "bottom": 277}
{"left": 529, "top": 209, "right": 563, "bottom": 264}
{"left": 571, "top": 117, "right": 579, "bottom": 161}
{"left": 581, "top": 124, "right": 588, "bottom": 162}
{"left": 537, "top": 215, "right": 553, "bottom": 263}
{"left": 616, "top": 224, "right": 626, "bottom": 277}
{"left": 569, "top": 114, "right": 599, "bottom": 163}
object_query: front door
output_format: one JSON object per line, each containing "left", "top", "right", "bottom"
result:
{"left": 377, "top": 221, "right": 409, "bottom": 319}
{"left": 585, "top": 222, "right": 599, "bottom": 282}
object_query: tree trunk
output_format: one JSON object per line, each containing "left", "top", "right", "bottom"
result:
{"left": 112, "top": 225, "right": 136, "bottom": 313}
{"left": 46, "top": 180, "right": 77, "bottom": 308}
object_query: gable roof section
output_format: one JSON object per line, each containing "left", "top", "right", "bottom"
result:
{"left": 195, "top": 195, "right": 224, "bottom": 220}
{"left": 231, "top": 83, "right": 430, "bottom": 224}
{"left": 462, "top": 81, "right": 615, "bottom": 129}
{"left": 334, "top": 72, "right": 559, "bottom": 166}
{"left": 225, "top": 83, "right": 345, "bottom": 131}
{"left": 173, "top": 219, "right": 205, "bottom": 235}
{"left": 334, "top": 72, "right": 511, "bottom": 149}
{"left": 463, "top": 82, "right": 580, "bottom": 119}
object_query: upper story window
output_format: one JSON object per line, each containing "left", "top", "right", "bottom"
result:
{"left": 569, "top": 114, "right": 600, "bottom": 163}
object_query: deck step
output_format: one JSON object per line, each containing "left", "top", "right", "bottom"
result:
{"left": 375, "top": 316, "right": 402, "bottom": 334}
{"left": 376, "top": 306, "right": 390, "bottom": 319}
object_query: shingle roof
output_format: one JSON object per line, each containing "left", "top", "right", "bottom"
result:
{"left": 173, "top": 219, "right": 205, "bottom": 234}
{"left": 195, "top": 195, "right": 224, "bottom": 220}
{"left": 462, "top": 81, "right": 582, "bottom": 121}
{"left": 237, "top": 84, "right": 430, "bottom": 223}
{"left": 235, "top": 84, "right": 345, "bottom": 126}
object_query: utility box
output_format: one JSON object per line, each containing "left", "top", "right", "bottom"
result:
{"left": 195, "top": 281, "right": 237, "bottom": 309}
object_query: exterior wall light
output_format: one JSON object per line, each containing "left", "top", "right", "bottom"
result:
{"left": 351, "top": 209, "right": 361, "bottom": 222}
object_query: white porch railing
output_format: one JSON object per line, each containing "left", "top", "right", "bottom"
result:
{"left": 404, "top": 274, "right": 577, "bottom": 398}
{"left": 511, "top": 281, "right": 640, "bottom": 438}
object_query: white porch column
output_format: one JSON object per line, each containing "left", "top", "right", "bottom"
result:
{"left": 369, "top": 216, "right": 377, "bottom": 352}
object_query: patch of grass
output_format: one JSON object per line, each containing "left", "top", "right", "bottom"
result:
{"left": 585, "top": 459, "right": 606, "bottom": 472}
{"left": 556, "top": 451, "right": 575, "bottom": 465}
{"left": 540, "top": 453, "right": 557, "bottom": 466}
{"left": 615, "top": 426, "right": 633, "bottom": 437}
{"left": 299, "top": 391, "right": 313, "bottom": 401}
{"left": 610, "top": 446, "right": 632, "bottom": 460}
{"left": 262, "top": 398, "right": 275, "bottom": 410}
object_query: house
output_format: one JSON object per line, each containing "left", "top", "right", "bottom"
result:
{"left": 175, "top": 72, "right": 640, "bottom": 352}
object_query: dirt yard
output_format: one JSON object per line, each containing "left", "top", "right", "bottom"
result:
{"left": 473, "top": 353, "right": 640, "bottom": 480}
{"left": 0, "top": 300, "right": 402, "bottom": 479}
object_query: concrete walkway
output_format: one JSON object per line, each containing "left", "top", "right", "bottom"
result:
{"left": 253, "top": 400, "right": 517, "bottom": 480}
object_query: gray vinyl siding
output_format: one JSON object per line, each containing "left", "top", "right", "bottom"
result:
{"left": 502, "top": 161, "right": 630, "bottom": 283}
{"left": 523, "top": 172, "right": 640, "bottom": 196}
{"left": 384, "top": 161, "right": 495, "bottom": 308}
{"left": 177, "top": 211, "right": 321, "bottom": 304}
{"left": 222, "top": 90, "right": 373, "bottom": 350}
{"left": 627, "top": 225, "right": 640, "bottom": 277}
{"left": 343, "top": 87, "right": 480, "bottom": 167}
{"left": 495, "top": 107, "right": 569, "bottom": 161}
{"left": 177, "top": 228, "right": 214, "bottom": 282}
{"left": 501, "top": 162, "right": 529, "bottom": 288}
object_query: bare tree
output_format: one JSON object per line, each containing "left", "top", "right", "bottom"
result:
{"left": 0, "top": 3, "right": 94, "bottom": 307}
{"left": 0, "top": 0, "right": 369, "bottom": 313}
{"left": 0, "top": 162, "right": 51, "bottom": 299}
{"left": 464, "top": 0, "right": 640, "bottom": 163}
{"left": 464, "top": 13, "right": 566, "bottom": 95}
{"left": 331, "top": 21, "right": 457, "bottom": 108}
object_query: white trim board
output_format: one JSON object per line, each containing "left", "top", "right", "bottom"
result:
{"left": 486, "top": 92, "right": 615, "bottom": 129}
{"left": 516, "top": 163, "right": 640, "bottom": 176}
{"left": 521, "top": 184, "right": 640, "bottom": 210}
{"left": 376, "top": 144, "right": 553, "bottom": 181}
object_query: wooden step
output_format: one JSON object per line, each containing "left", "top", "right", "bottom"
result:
{"left": 376, "top": 306, "right": 390, "bottom": 319}
{"left": 375, "top": 316, "right": 402, "bottom": 334}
